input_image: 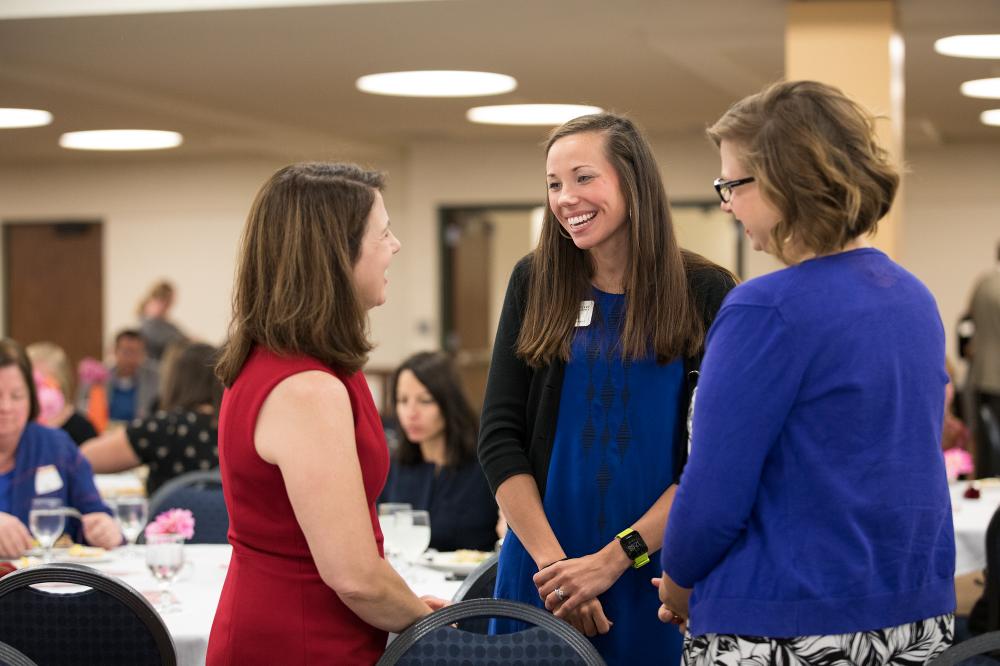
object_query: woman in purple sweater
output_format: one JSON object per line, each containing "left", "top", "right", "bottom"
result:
{"left": 658, "top": 80, "right": 955, "bottom": 663}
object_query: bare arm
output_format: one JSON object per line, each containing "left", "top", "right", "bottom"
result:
{"left": 256, "top": 371, "right": 431, "bottom": 633}
{"left": 80, "top": 428, "right": 141, "bottom": 473}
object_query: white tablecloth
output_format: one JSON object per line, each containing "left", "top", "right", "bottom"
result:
{"left": 951, "top": 481, "right": 1000, "bottom": 575}
{"left": 65, "top": 544, "right": 462, "bottom": 666}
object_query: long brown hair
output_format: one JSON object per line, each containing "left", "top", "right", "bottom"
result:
{"left": 707, "top": 80, "right": 899, "bottom": 264}
{"left": 517, "top": 113, "right": 706, "bottom": 366}
{"left": 160, "top": 342, "right": 223, "bottom": 414}
{"left": 390, "top": 352, "right": 478, "bottom": 468}
{"left": 216, "top": 162, "right": 383, "bottom": 385}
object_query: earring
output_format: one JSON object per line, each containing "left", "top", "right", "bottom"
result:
{"left": 557, "top": 225, "right": 572, "bottom": 240}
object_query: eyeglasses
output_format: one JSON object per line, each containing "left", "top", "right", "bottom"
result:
{"left": 713, "top": 176, "right": 755, "bottom": 203}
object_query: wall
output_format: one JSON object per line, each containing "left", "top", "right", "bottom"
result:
{"left": 0, "top": 136, "right": 994, "bottom": 372}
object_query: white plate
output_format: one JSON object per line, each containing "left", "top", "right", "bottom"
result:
{"left": 420, "top": 550, "right": 492, "bottom": 575}
{"left": 25, "top": 547, "right": 113, "bottom": 565}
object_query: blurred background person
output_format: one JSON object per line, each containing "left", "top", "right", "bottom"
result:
{"left": 26, "top": 341, "right": 98, "bottom": 446}
{"left": 77, "top": 329, "right": 159, "bottom": 426}
{"left": 81, "top": 341, "right": 221, "bottom": 496}
{"left": 380, "top": 351, "right": 498, "bottom": 552}
{"left": 137, "top": 279, "right": 188, "bottom": 363}
{"left": 0, "top": 338, "right": 119, "bottom": 558}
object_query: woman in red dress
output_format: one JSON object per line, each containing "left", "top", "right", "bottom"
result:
{"left": 207, "top": 163, "right": 444, "bottom": 665}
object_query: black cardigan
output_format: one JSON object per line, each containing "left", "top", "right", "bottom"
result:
{"left": 478, "top": 255, "right": 736, "bottom": 498}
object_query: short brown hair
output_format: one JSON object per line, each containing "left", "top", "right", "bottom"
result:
{"left": 216, "top": 162, "right": 384, "bottom": 385}
{"left": 518, "top": 113, "right": 710, "bottom": 365}
{"left": 0, "top": 338, "right": 39, "bottom": 421}
{"left": 707, "top": 80, "right": 899, "bottom": 264}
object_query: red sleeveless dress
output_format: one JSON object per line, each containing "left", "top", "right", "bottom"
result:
{"left": 207, "top": 346, "right": 389, "bottom": 665}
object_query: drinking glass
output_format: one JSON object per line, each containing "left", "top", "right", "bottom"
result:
{"left": 395, "top": 509, "right": 431, "bottom": 566}
{"left": 29, "top": 497, "right": 66, "bottom": 564}
{"left": 114, "top": 496, "right": 148, "bottom": 557}
{"left": 377, "top": 502, "right": 411, "bottom": 563}
{"left": 145, "top": 533, "right": 185, "bottom": 613}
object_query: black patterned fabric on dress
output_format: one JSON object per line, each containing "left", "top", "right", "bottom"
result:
{"left": 126, "top": 409, "right": 218, "bottom": 495}
{"left": 683, "top": 613, "right": 954, "bottom": 666}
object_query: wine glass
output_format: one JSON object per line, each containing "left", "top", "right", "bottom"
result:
{"left": 29, "top": 497, "right": 66, "bottom": 564}
{"left": 145, "top": 532, "right": 185, "bottom": 613}
{"left": 395, "top": 509, "right": 431, "bottom": 568}
{"left": 114, "top": 496, "right": 148, "bottom": 557}
{"left": 377, "top": 502, "right": 411, "bottom": 564}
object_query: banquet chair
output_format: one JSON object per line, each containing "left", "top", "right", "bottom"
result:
{"left": 450, "top": 552, "right": 499, "bottom": 633}
{"left": 0, "top": 563, "right": 176, "bottom": 666}
{"left": 376, "top": 598, "right": 605, "bottom": 665}
{"left": 147, "top": 469, "right": 229, "bottom": 544}
{"left": 983, "top": 503, "right": 1000, "bottom": 631}
{"left": 928, "top": 630, "right": 1000, "bottom": 666}
{"left": 0, "top": 640, "right": 37, "bottom": 666}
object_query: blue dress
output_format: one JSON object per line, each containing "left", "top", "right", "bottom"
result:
{"left": 493, "top": 288, "right": 685, "bottom": 665}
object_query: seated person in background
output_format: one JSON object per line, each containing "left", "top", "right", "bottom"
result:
{"left": 81, "top": 342, "right": 221, "bottom": 496}
{"left": 379, "top": 351, "right": 499, "bottom": 552}
{"left": 0, "top": 338, "right": 119, "bottom": 558}
{"left": 77, "top": 329, "right": 159, "bottom": 425}
{"left": 137, "top": 279, "right": 188, "bottom": 362}
{"left": 27, "top": 341, "right": 98, "bottom": 446}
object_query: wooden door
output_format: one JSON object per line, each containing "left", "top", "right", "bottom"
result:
{"left": 4, "top": 221, "right": 104, "bottom": 391}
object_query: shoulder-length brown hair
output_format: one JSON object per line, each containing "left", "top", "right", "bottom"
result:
{"left": 707, "top": 80, "right": 899, "bottom": 264}
{"left": 0, "top": 338, "right": 39, "bottom": 422}
{"left": 216, "top": 162, "right": 383, "bottom": 385}
{"left": 390, "top": 352, "right": 478, "bottom": 468}
{"left": 517, "top": 113, "right": 706, "bottom": 366}
{"left": 160, "top": 342, "right": 223, "bottom": 414}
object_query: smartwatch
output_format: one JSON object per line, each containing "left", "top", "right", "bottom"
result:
{"left": 615, "top": 528, "right": 649, "bottom": 569}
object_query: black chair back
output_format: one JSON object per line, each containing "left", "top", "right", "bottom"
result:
{"left": 0, "top": 640, "right": 37, "bottom": 666}
{"left": 377, "top": 598, "right": 605, "bottom": 666}
{"left": 928, "top": 630, "right": 1000, "bottom": 665}
{"left": 450, "top": 553, "right": 499, "bottom": 633}
{"left": 147, "top": 469, "right": 228, "bottom": 544}
{"left": 0, "top": 563, "right": 176, "bottom": 665}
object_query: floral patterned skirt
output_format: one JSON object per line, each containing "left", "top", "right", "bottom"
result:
{"left": 683, "top": 614, "right": 953, "bottom": 666}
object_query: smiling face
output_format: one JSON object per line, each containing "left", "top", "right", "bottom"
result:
{"left": 394, "top": 369, "right": 445, "bottom": 447}
{"left": 718, "top": 139, "right": 782, "bottom": 255}
{"left": 352, "top": 190, "right": 401, "bottom": 310}
{"left": 0, "top": 365, "right": 31, "bottom": 449}
{"left": 546, "top": 131, "right": 629, "bottom": 255}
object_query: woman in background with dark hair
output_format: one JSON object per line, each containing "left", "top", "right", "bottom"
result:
{"left": 81, "top": 341, "right": 221, "bottom": 495}
{"left": 380, "top": 351, "right": 498, "bottom": 552}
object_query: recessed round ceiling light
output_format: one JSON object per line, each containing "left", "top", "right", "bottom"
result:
{"left": 356, "top": 71, "right": 517, "bottom": 97}
{"left": 982, "top": 109, "right": 1000, "bottom": 126}
{"left": 960, "top": 78, "right": 1000, "bottom": 99}
{"left": 935, "top": 35, "right": 1000, "bottom": 59}
{"left": 0, "top": 108, "right": 53, "bottom": 129}
{"left": 59, "top": 129, "right": 183, "bottom": 151}
{"left": 466, "top": 104, "right": 604, "bottom": 126}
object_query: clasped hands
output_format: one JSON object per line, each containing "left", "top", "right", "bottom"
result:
{"left": 653, "top": 573, "right": 691, "bottom": 633}
{"left": 532, "top": 549, "right": 625, "bottom": 637}
{"left": 0, "top": 510, "right": 121, "bottom": 558}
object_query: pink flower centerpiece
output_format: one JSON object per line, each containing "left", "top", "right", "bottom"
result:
{"left": 944, "top": 447, "right": 974, "bottom": 482}
{"left": 144, "top": 508, "right": 196, "bottom": 541}
{"left": 77, "top": 357, "right": 109, "bottom": 385}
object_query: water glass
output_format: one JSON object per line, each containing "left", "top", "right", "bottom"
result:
{"left": 395, "top": 509, "right": 431, "bottom": 564}
{"left": 29, "top": 497, "right": 66, "bottom": 563}
{"left": 377, "top": 502, "right": 412, "bottom": 561}
{"left": 114, "top": 496, "right": 148, "bottom": 556}
{"left": 145, "top": 533, "right": 185, "bottom": 613}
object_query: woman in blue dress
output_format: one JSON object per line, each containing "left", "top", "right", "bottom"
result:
{"left": 478, "top": 112, "right": 735, "bottom": 665}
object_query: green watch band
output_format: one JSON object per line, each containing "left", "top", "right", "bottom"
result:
{"left": 615, "top": 527, "right": 650, "bottom": 569}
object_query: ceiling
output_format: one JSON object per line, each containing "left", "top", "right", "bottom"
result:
{"left": 1, "top": 0, "right": 999, "bottom": 167}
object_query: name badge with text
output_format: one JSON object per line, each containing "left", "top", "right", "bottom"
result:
{"left": 35, "top": 465, "right": 64, "bottom": 495}
{"left": 576, "top": 300, "right": 595, "bottom": 327}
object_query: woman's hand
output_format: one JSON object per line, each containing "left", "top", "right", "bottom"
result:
{"left": 81, "top": 512, "right": 121, "bottom": 549}
{"left": 652, "top": 574, "right": 691, "bottom": 633}
{"left": 564, "top": 597, "right": 613, "bottom": 637}
{"left": 420, "top": 595, "right": 450, "bottom": 612}
{"left": 532, "top": 545, "right": 629, "bottom": 619}
{"left": 0, "top": 512, "right": 33, "bottom": 558}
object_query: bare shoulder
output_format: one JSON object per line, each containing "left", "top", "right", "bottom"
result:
{"left": 256, "top": 370, "right": 353, "bottom": 464}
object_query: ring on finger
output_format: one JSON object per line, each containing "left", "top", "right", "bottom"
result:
{"left": 554, "top": 587, "right": 566, "bottom": 602}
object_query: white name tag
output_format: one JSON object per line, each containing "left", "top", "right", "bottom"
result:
{"left": 34, "top": 465, "right": 64, "bottom": 495}
{"left": 576, "top": 300, "right": 595, "bottom": 327}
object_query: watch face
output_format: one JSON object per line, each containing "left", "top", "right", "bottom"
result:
{"left": 619, "top": 531, "right": 647, "bottom": 559}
